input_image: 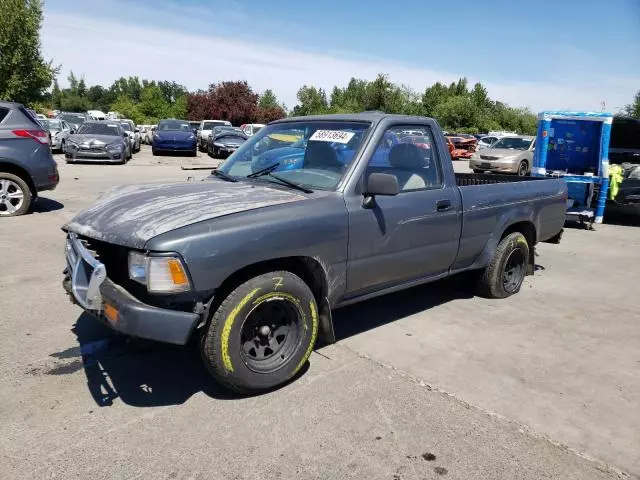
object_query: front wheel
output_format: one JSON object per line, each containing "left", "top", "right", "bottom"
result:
{"left": 202, "top": 271, "right": 319, "bottom": 394}
{"left": 477, "top": 232, "right": 529, "bottom": 299}
{"left": 517, "top": 161, "right": 529, "bottom": 176}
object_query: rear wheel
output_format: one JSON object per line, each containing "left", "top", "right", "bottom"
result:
{"left": 0, "top": 173, "right": 32, "bottom": 217}
{"left": 477, "top": 232, "right": 529, "bottom": 299}
{"left": 202, "top": 271, "right": 319, "bottom": 394}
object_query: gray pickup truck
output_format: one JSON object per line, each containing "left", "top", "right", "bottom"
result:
{"left": 62, "top": 113, "right": 567, "bottom": 393}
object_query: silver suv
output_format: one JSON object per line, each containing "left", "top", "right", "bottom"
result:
{"left": 0, "top": 101, "right": 59, "bottom": 216}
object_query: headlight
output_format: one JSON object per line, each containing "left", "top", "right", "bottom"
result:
{"left": 629, "top": 166, "right": 640, "bottom": 180}
{"left": 213, "top": 142, "right": 224, "bottom": 147}
{"left": 128, "top": 252, "right": 191, "bottom": 293}
{"left": 188, "top": 134, "right": 195, "bottom": 140}
{"left": 154, "top": 134, "right": 160, "bottom": 140}
{"left": 67, "top": 140, "right": 78, "bottom": 148}
{"left": 106, "top": 143, "right": 123, "bottom": 152}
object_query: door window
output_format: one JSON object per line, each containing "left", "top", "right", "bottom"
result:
{"left": 366, "top": 125, "right": 442, "bottom": 191}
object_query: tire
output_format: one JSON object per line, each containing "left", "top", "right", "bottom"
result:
{"left": 198, "top": 141, "right": 205, "bottom": 153}
{"left": 152, "top": 147, "right": 159, "bottom": 156}
{"left": 202, "top": 271, "right": 319, "bottom": 394}
{"left": 190, "top": 149, "right": 197, "bottom": 157}
{"left": 477, "top": 232, "right": 529, "bottom": 299}
{"left": 0, "top": 173, "right": 32, "bottom": 217}
{"left": 517, "top": 161, "right": 529, "bottom": 176}
{"left": 59, "top": 139, "right": 65, "bottom": 154}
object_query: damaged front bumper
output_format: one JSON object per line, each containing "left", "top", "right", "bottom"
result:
{"left": 62, "top": 233, "right": 200, "bottom": 345}
{"left": 65, "top": 147, "right": 124, "bottom": 162}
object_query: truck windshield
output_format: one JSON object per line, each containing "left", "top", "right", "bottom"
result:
{"left": 218, "top": 121, "right": 371, "bottom": 190}
{"left": 492, "top": 137, "right": 532, "bottom": 150}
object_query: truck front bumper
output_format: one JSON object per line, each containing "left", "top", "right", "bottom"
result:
{"left": 62, "top": 233, "right": 200, "bottom": 345}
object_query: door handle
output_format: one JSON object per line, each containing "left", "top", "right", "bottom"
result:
{"left": 436, "top": 199, "right": 452, "bottom": 212}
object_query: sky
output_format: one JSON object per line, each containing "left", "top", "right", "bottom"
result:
{"left": 41, "top": 0, "right": 640, "bottom": 113}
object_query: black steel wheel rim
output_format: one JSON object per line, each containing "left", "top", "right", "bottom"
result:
{"left": 503, "top": 248, "right": 525, "bottom": 293}
{"left": 239, "top": 297, "right": 303, "bottom": 374}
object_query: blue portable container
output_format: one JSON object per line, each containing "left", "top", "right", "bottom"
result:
{"left": 533, "top": 111, "right": 612, "bottom": 224}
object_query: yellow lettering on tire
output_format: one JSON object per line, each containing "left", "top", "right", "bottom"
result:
{"left": 292, "top": 301, "right": 318, "bottom": 376}
{"left": 221, "top": 288, "right": 261, "bottom": 372}
{"left": 516, "top": 237, "right": 528, "bottom": 247}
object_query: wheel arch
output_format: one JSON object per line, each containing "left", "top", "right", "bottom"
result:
{"left": 500, "top": 221, "right": 536, "bottom": 275}
{"left": 0, "top": 160, "right": 36, "bottom": 196}
{"left": 208, "top": 256, "right": 335, "bottom": 344}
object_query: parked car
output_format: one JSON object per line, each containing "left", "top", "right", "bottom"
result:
{"left": 119, "top": 119, "right": 141, "bottom": 153}
{"left": 198, "top": 119, "right": 231, "bottom": 151}
{"left": 207, "top": 126, "right": 248, "bottom": 158}
{"left": 62, "top": 112, "right": 566, "bottom": 394}
{"left": 608, "top": 116, "right": 640, "bottom": 206}
{"left": 445, "top": 135, "right": 476, "bottom": 160}
{"left": 40, "top": 118, "right": 73, "bottom": 152}
{"left": 152, "top": 119, "right": 197, "bottom": 156}
{"left": 188, "top": 121, "right": 201, "bottom": 136}
{"left": 57, "top": 112, "right": 87, "bottom": 131}
{"left": 64, "top": 120, "right": 131, "bottom": 164}
{"left": 36, "top": 113, "right": 47, "bottom": 120}
{"left": 477, "top": 135, "right": 500, "bottom": 150}
{"left": 0, "top": 100, "right": 59, "bottom": 216}
{"left": 240, "top": 123, "right": 265, "bottom": 137}
{"left": 469, "top": 135, "right": 536, "bottom": 175}
{"left": 87, "top": 110, "right": 107, "bottom": 120}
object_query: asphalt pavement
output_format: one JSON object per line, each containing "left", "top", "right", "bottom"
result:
{"left": 0, "top": 146, "right": 638, "bottom": 479}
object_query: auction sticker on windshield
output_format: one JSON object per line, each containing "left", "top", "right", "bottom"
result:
{"left": 310, "top": 130, "right": 355, "bottom": 144}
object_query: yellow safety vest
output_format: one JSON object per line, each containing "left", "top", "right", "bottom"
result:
{"left": 609, "top": 164, "right": 624, "bottom": 200}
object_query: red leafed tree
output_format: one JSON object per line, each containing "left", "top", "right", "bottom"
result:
{"left": 187, "top": 81, "right": 259, "bottom": 125}
{"left": 256, "top": 105, "right": 286, "bottom": 123}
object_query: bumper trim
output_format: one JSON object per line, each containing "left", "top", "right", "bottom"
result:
{"left": 66, "top": 233, "right": 106, "bottom": 310}
{"left": 97, "top": 279, "right": 200, "bottom": 345}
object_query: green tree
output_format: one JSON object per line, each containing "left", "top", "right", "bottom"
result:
{"left": 51, "top": 79, "right": 62, "bottom": 108}
{"left": 0, "top": 0, "right": 58, "bottom": 104}
{"left": 110, "top": 95, "right": 143, "bottom": 124}
{"left": 59, "top": 94, "right": 90, "bottom": 112}
{"left": 67, "top": 71, "right": 79, "bottom": 94}
{"left": 259, "top": 89, "right": 280, "bottom": 110}
{"left": 138, "top": 84, "right": 169, "bottom": 122}
{"left": 623, "top": 90, "right": 640, "bottom": 117}
{"left": 292, "top": 86, "right": 328, "bottom": 116}
{"left": 421, "top": 82, "right": 450, "bottom": 117}
{"left": 77, "top": 78, "right": 87, "bottom": 98}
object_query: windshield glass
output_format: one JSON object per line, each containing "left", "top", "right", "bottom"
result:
{"left": 120, "top": 122, "right": 132, "bottom": 131}
{"left": 59, "top": 114, "right": 85, "bottom": 124}
{"left": 203, "top": 121, "right": 228, "bottom": 130}
{"left": 492, "top": 137, "right": 532, "bottom": 150}
{"left": 77, "top": 123, "right": 121, "bottom": 136}
{"left": 42, "top": 120, "right": 62, "bottom": 129}
{"left": 158, "top": 120, "right": 190, "bottom": 132}
{"left": 218, "top": 121, "right": 371, "bottom": 190}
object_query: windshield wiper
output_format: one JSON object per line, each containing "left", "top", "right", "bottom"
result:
{"left": 211, "top": 169, "right": 238, "bottom": 182}
{"left": 247, "top": 163, "right": 280, "bottom": 178}
{"left": 246, "top": 163, "right": 313, "bottom": 194}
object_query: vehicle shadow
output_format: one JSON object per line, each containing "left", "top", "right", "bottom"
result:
{"left": 32, "top": 197, "right": 64, "bottom": 213}
{"left": 332, "top": 274, "right": 477, "bottom": 342}
{"left": 70, "top": 313, "right": 239, "bottom": 407}
{"left": 68, "top": 274, "right": 484, "bottom": 407}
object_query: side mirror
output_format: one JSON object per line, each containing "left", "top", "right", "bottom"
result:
{"left": 363, "top": 172, "right": 399, "bottom": 208}
{"left": 123, "top": 132, "right": 128, "bottom": 137}
{"left": 69, "top": 129, "right": 75, "bottom": 134}
{"left": 135, "top": 128, "right": 140, "bottom": 133}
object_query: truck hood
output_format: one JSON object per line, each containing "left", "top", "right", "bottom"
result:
{"left": 64, "top": 180, "right": 306, "bottom": 249}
